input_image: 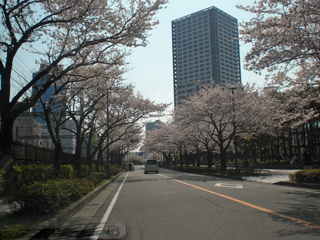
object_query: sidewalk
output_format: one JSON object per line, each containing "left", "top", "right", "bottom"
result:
{"left": 242, "top": 169, "right": 298, "bottom": 184}
{"left": 243, "top": 169, "right": 320, "bottom": 190}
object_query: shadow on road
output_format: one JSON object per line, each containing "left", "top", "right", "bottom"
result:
{"left": 270, "top": 190, "right": 320, "bottom": 237}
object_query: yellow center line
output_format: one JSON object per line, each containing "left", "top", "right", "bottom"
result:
{"left": 158, "top": 174, "right": 320, "bottom": 229}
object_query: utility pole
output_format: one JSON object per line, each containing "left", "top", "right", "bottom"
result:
{"left": 106, "top": 88, "right": 110, "bottom": 173}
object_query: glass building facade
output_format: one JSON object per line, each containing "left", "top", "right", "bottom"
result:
{"left": 172, "top": 6, "right": 241, "bottom": 106}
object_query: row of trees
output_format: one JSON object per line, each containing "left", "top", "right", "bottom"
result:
{"left": 143, "top": 84, "right": 276, "bottom": 171}
{"left": 143, "top": 83, "right": 320, "bottom": 171}
{"left": 37, "top": 65, "right": 168, "bottom": 174}
{"left": 143, "top": 0, "right": 320, "bottom": 171}
{"left": 0, "top": 0, "right": 169, "bottom": 174}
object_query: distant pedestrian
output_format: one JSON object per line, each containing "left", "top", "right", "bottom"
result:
{"left": 302, "top": 148, "right": 312, "bottom": 169}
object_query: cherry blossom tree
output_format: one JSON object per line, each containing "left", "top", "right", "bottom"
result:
{"left": 33, "top": 64, "right": 123, "bottom": 172}
{"left": 175, "top": 84, "right": 274, "bottom": 171}
{"left": 37, "top": 93, "right": 70, "bottom": 173}
{"left": 0, "top": 0, "right": 168, "bottom": 155}
{"left": 171, "top": 111, "right": 217, "bottom": 167}
{"left": 108, "top": 135, "right": 141, "bottom": 167}
{"left": 189, "top": 122, "right": 217, "bottom": 167}
{"left": 237, "top": 0, "right": 320, "bottom": 124}
{"left": 143, "top": 121, "right": 176, "bottom": 166}
{"left": 69, "top": 77, "right": 168, "bottom": 173}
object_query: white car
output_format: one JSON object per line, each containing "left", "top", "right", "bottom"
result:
{"left": 144, "top": 160, "right": 159, "bottom": 174}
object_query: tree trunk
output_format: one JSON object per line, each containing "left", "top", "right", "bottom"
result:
{"left": 179, "top": 148, "right": 183, "bottom": 167}
{"left": 54, "top": 142, "right": 63, "bottom": 175}
{"left": 0, "top": 61, "right": 14, "bottom": 156}
{"left": 96, "top": 148, "right": 103, "bottom": 173}
{"left": 74, "top": 141, "right": 82, "bottom": 175}
{"left": 207, "top": 150, "right": 213, "bottom": 168}
{"left": 196, "top": 152, "right": 201, "bottom": 167}
{"left": 220, "top": 145, "right": 227, "bottom": 171}
{"left": 0, "top": 110, "right": 14, "bottom": 156}
{"left": 74, "top": 126, "right": 84, "bottom": 175}
{"left": 288, "top": 128, "right": 293, "bottom": 160}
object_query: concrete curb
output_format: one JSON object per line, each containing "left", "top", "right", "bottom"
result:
{"left": 274, "top": 181, "right": 320, "bottom": 190}
{"left": 16, "top": 171, "right": 124, "bottom": 240}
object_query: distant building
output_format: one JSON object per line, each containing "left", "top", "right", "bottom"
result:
{"left": 32, "top": 65, "right": 63, "bottom": 124}
{"left": 13, "top": 110, "right": 42, "bottom": 146}
{"left": 28, "top": 65, "right": 76, "bottom": 153}
{"left": 172, "top": 6, "right": 241, "bottom": 106}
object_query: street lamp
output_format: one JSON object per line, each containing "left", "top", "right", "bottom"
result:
{"left": 230, "top": 87, "right": 238, "bottom": 170}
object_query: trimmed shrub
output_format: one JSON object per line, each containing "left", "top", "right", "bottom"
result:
{"left": 110, "top": 165, "right": 118, "bottom": 169}
{"left": 85, "top": 172, "right": 107, "bottom": 186}
{"left": 6, "top": 179, "right": 94, "bottom": 214}
{"left": 291, "top": 169, "right": 320, "bottom": 183}
{"left": 59, "top": 165, "right": 74, "bottom": 179}
{"left": 0, "top": 228, "right": 26, "bottom": 240}
{"left": 79, "top": 164, "right": 90, "bottom": 178}
{"left": 13, "top": 164, "right": 56, "bottom": 187}
{"left": 165, "top": 165, "right": 221, "bottom": 174}
{"left": 107, "top": 168, "right": 123, "bottom": 178}
{"left": 91, "top": 165, "right": 97, "bottom": 173}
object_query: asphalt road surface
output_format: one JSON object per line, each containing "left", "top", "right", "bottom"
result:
{"left": 49, "top": 166, "right": 320, "bottom": 240}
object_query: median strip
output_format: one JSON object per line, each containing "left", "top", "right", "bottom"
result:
{"left": 158, "top": 174, "right": 320, "bottom": 230}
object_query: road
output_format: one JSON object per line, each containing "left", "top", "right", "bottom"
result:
{"left": 49, "top": 166, "right": 320, "bottom": 240}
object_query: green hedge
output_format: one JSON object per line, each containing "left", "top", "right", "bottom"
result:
{"left": 166, "top": 165, "right": 221, "bottom": 174}
{"left": 85, "top": 172, "right": 108, "bottom": 186}
{"left": 59, "top": 165, "right": 75, "bottom": 179}
{"left": 6, "top": 179, "right": 94, "bottom": 214}
{"left": 107, "top": 168, "right": 123, "bottom": 177}
{"left": 0, "top": 228, "right": 26, "bottom": 240}
{"left": 165, "top": 165, "right": 266, "bottom": 176}
{"left": 79, "top": 164, "right": 90, "bottom": 178}
{"left": 5, "top": 164, "right": 122, "bottom": 214}
{"left": 290, "top": 169, "right": 320, "bottom": 184}
{"left": 13, "top": 165, "right": 56, "bottom": 187}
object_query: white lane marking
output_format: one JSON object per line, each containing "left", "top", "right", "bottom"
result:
{"left": 215, "top": 183, "right": 243, "bottom": 189}
{"left": 90, "top": 172, "right": 129, "bottom": 240}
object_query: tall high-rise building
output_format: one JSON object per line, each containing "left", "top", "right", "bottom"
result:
{"left": 32, "top": 64, "right": 56, "bottom": 124}
{"left": 172, "top": 6, "right": 241, "bottom": 106}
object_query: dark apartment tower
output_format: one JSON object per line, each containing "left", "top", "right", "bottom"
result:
{"left": 172, "top": 6, "right": 241, "bottom": 106}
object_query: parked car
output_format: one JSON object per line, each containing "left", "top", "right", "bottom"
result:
{"left": 125, "top": 163, "right": 134, "bottom": 171}
{"left": 144, "top": 160, "right": 159, "bottom": 174}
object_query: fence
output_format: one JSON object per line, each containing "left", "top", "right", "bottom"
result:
{"left": 11, "top": 141, "right": 83, "bottom": 165}
{"left": 12, "top": 141, "right": 55, "bottom": 164}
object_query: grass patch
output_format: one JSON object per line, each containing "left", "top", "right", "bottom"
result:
{"left": 0, "top": 211, "right": 54, "bottom": 239}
